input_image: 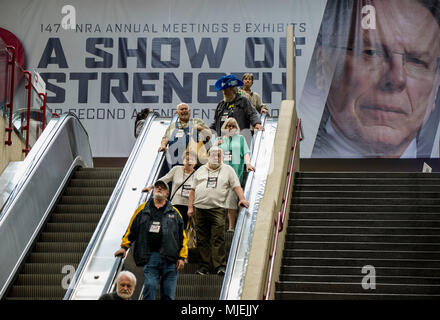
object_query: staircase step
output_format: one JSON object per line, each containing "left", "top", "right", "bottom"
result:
{"left": 284, "top": 241, "right": 440, "bottom": 251}
{"left": 280, "top": 265, "right": 440, "bottom": 277}
{"left": 295, "top": 178, "right": 440, "bottom": 185}
{"left": 278, "top": 274, "right": 440, "bottom": 285}
{"left": 297, "top": 172, "right": 440, "bottom": 178}
{"left": 291, "top": 219, "right": 440, "bottom": 228}
{"left": 275, "top": 291, "right": 440, "bottom": 300}
{"left": 292, "top": 204, "right": 440, "bottom": 213}
{"left": 282, "top": 249, "right": 440, "bottom": 260}
{"left": 295, "top": 184, "right": 440, "bottom": 192}
{"left": 293, "top": 197, "right": 440, "bottom": 205}
{"left": 293, "top": 212, "right": 440, "bottom": 220}
{"left": 275, "top": 281, "right": 440, "bottom": 294}
{"left": 289, "top": 226, "right": 440, "bottom": 235}
{"left": 288, "top": 234, "right": 440, "bottom": 243}
{"left": 282, "top": 257, "right": 440, "bottom": 268}
{"left": 293, "top": 190, "right": 440, "bottom": 199}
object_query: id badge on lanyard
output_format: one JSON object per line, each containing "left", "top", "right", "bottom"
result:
{"left": 181, "top": 184, "right": 191, "bottom": 198}
{"left": 175, "top": 129, "right": 185, "bottom": 138}
{"left": 149, "top": 221, "right": 161, "bottom": 233}
{"left": 207, "top": 177, "right": 218, "bottom": 188}
{"left": 224, "top": 150, "right": 232, "bottom": 162}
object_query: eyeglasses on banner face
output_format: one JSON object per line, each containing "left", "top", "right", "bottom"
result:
{"left": 328, "top": 44, "right": 439, "bottom": 79}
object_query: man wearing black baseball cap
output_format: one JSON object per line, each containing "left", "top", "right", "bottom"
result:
{"left": 114, "top": 179, "right": 187, "bottom": 300}
{"left": 210, "top": 74, "right": 264, "bottom": 143}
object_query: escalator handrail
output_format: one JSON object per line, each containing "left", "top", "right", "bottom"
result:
{"left": 63, "top": 112, "right": 161, "bottom": 300}
{"left": 220, "top": 113, "right": 267, "bottom": 300}
{"left": 0, "top": 113, "right": 88, "bottom": 219}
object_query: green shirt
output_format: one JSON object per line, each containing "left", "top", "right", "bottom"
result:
{"left": 216, "top": 134, "right": 250, "bottom": 182}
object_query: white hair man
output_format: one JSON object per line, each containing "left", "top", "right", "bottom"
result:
{"left": 99, "top": 271, "right": 137, "bottom": 300}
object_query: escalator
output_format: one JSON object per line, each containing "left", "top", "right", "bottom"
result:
{"left": 0, "top": 111, "right": 170, "bottom": 300}
{"left": 0, "top": 108, "right": 278, "bottom": 300}
{"left": 4, "top": 167, "right": 122, "bottom": 299}
{"left": 98, "top": 114, "right": 279, "bottom": 300}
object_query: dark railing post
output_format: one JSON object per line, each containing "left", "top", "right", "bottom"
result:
{"left": 38, "top": 93, "right": 47, "bottom": 132}
{"left": 4, "top": 46, "right": 16, "bottom": 146}
{"left": 22, "top": 71, "right": 32, "bottom": 156}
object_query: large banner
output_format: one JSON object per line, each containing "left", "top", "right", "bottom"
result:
{"left": 1, "top": 0, "right": 439, "bottom": 159}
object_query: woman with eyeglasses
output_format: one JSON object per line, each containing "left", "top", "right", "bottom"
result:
{"left": 215, "top": 117, "right": 255, "bottom": 232}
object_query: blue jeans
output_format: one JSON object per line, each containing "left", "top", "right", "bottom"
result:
{"left": 142, "top": 252, "right": 178, "bottom": 300}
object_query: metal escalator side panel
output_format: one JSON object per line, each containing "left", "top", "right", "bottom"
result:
{"left": 220, "top": 116, "right": 278, "bottom": 300}
{"left": 67, "top": 115, "right": 172, "bottom": 300}
{"left": 0, "top": 114, "right": 93, "bottom": 299}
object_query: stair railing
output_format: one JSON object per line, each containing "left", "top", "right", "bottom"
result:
{"left": 263, "top": 118, "right": 302, "bottom": 300}
{"left": 2, "top": 41, "right": 52, "bottom": 154}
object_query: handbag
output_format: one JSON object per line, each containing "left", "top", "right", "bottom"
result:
{"left": 185, "top": 217, "right": 197, "bottom": 249}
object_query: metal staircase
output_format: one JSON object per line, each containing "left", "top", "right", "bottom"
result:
{"left": 276, "top": 171, "right": 440, "bottom": 300}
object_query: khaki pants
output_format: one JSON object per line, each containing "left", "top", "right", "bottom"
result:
{"left": 194, "top": 207, "right": 226, "bottom": 272}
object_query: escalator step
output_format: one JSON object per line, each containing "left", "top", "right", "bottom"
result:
{"left": 38, "top": 232, "right": 93, "bottom": 242}
{"left": 44, "top": 223, "right": 98, "bottom": 233}
{"left": 7, "top": 285, "right": 66, "bottom": 299}
{"left": 68, "top": 179, "right": 118, "bottom": 188}
{"left": 73, "top": 170, "right": 121, "bottom": 179}
{"left": 34, "top": 242, "right": 88, "bottom": 253}
{"left": 14, "top": 274, "right": 65, "bottom": 286}
{"left": 64, "top": 187, "right": 115, "bottom": 196}
{"left": 49, "top": 213, "right": 102, "bottom": 223}
{"left": 58, "top": 196, "right": 111, "bottom": 205}
{"left": 28, "top": 252, "right": 84, "bottom": 264}
{"left": 177, "top": 274, "right": 224, "bottom": 286}
{"left": 175, "top": 285, "right": 221, "bottom": 300}
{"left": 54, "top": 204, "right": 107, "bottom": 213}
{"left": 20, "top": 263, "right": 79, "bottom": 274}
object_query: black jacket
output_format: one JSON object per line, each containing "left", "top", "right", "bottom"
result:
{"left": 210, "top": 95, "right": 261, "bottom": 136}
{"left": 120, "top": 200, "right": 188, "bottom": 266}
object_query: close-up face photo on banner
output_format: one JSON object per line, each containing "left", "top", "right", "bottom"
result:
{"left": 299, "top": 0, "right": 440, "bottom": 159}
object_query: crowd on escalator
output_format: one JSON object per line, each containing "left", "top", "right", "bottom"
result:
{"left": 109, "top": 73, "right": 267, "bottom": 300}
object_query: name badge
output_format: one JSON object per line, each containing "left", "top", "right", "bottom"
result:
{"left": 224, "top": 150, "right": 232, "bottom": 162}
{"left": 149, "top": 221, "right": 161, "bottom": 233}
{"left": 181, "top": 185, "right": 191, "bottom": 198}
{"left": 175, "top": 129, "right": 185, "bottom": 138}
{"left": 207, "top": 177, "right": 218, "bottom": 188}
{"left": 221, "top": 113, "right": 229, "bottom": 122}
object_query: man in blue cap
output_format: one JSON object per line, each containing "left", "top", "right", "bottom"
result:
{"left": 210, "top": 74, "right": 263, "bottom": 142}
